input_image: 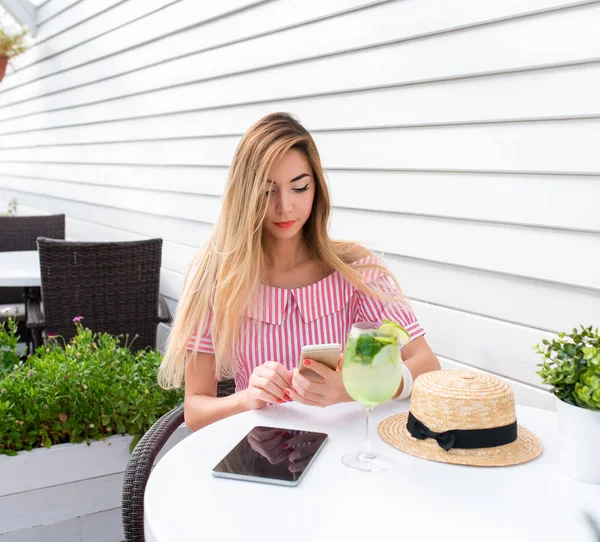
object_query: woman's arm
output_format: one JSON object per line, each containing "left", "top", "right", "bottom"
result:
{"left": 184, "top": 350, "right": 295, "bottom": 431}
{"left": 394, "top": 336, "right": 441, "bottom": 397}
{"left": 184, "top": 350, "right": 249, "bottom": 432}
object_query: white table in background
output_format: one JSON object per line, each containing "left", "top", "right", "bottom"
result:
{"left": 144, "top": 400, "right": 600, "bottom": 542}
{"left": 0, "top": 251, "right": 40, "bottom": 287}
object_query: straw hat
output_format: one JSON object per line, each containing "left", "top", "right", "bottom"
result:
{"left": 378, "top": 370, "right": 543, "bottom": 467}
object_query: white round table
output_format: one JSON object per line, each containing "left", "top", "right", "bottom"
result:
{"left": 144, "top": 400, "right": 600, "bottom": 542}
{"left": 0, "top": 251, "right": 40, "bottom": 287}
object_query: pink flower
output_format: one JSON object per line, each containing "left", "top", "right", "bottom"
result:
{"left": 72, "top": 316, "right": 84, "bottom": 323}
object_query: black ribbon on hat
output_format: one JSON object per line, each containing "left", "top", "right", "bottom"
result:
{"left": 406, "top": 412, "right": 518, "bottom": 452}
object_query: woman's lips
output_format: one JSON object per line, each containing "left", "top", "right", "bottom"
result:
{"left": 274, "top": 220, "right": 296, "bottom": 229}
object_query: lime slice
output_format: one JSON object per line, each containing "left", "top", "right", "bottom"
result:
{"left": 378, "top": 320, "right": 410, "bottom": 347}
{"left": 371, "top": 344, "right": 395, "bottom": 369}
{"left": 373, "top": 335, "right": 395, "bottom": 346}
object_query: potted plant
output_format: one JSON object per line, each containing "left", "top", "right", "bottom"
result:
{"left": 536, "top": 325, "right": 600, "bottom": 483}
{"left": 0, "top": 317, "right": 185, "bottom": 539}
{"left": 0, "top": 25, "right": 29, "bottom": 82}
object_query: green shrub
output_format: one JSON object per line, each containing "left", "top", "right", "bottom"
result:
{"left": 0, "top": 318, "right": 183, "bottom": 456}
{"left": 536, "top": 325, "right": 600, "bottom": 411}
{"left": 0, "top": 317, "right": 20, "bottom": 378}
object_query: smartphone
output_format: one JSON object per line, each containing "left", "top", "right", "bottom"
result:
{"left": 298, "top": 343, "right": 342, "bottom": 382}
{"left": 212, "top": 426, "right": 328, "bottom": 487}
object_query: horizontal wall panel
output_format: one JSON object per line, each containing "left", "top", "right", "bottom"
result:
{"left": 386, "top": 255, "right": 600, "bottom": 334}
{"left": 2, "top": 2, "right": 599, "bottom": 121}
{"left": 0, "top": 162, "right": 598, "bottom": 232}
{"left": 3, "top": 63, "right": 599, "bottom": 137}
{"left": 67, "top": 216, "right": 198, "bottom": 275}
{"left": 0, "top": 188, "right": 214, "bottom": 247}
{"left": 331, "top": 208, "right": 600, "bottom": 290}
{"left": 328, "top": 170, "right": 600, "bottom": 233}
{"left": 32, "top": 0, "right": 125, "bottom": 43}
{"left": 36, "top": 0, "right": 82, "bottom": 25}
{"left": 10, "top": 0, "right": 180, "bottom": 71}
{"left": 1, "top": 121, "right": 599, "bottom": 175}
{"left": 0, "top": 177, "right": 222, "bottom": 222}
{"left": 414, "top": 300, "right": 554, "bottom": 387}
{"left": 0, "top": 0, "right": 382, "bottom": 99}
{"left": 2, "top": 62, "right": 600, "bottom": 140}
{"left": 0, "top": 163, "right": 228, "bottom": 196}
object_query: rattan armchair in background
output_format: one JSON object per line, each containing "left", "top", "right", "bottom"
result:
{"left": 0, "top": 214, "right": 65, "bottom": 351}
{"left": 26, "top": 237, "right": 171, "bottom": 350}
{"left": 122, "top": 379, "right": 236, "bottom": 542}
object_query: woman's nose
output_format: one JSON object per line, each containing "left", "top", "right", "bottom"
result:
{"left": 276, "top": 192, "right": 293, "bottom": 214}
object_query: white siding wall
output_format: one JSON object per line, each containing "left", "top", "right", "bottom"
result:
{"left": 1, "top": 0, "right": 599, "bottom": 409}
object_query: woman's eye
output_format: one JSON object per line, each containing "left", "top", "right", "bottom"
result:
{"left": 293, "top": 184, "right": 309, "bottom": 193}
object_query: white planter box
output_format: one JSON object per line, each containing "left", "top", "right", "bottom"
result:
{"left": 0, "top": 425, "right": 190, "bottom": 542}
{"left": 557, "top": 398, "right": 600, "bottom": 484}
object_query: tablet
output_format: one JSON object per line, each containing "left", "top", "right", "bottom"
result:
{"left": 212, "top": 426, "right": 328, "bottom": 487}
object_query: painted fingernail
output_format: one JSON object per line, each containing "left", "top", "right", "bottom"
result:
{"left": 303, "top": 359, "right": 311, "bottom": 366}
{"left": 275, "top": 430, "right": 282, "bottom": 435}
{"left": 275, "top": 398, "right": 283, "bottom": 404}
{"left": 282, "top": 442, "right": 289, "bottom": 449}
{"left": 284, "top": 388, "right": 292, "bottom": 396}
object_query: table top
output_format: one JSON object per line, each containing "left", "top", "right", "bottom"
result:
{"left": 0, "top": 251, "right": 40, "bottom": 287}
{"left": 144, "top": 400, "right": 600, "bottom": 542}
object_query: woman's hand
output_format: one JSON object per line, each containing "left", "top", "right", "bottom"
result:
{"left": 242, "top": 361, "right": 293, "bottom": 410}
{"left": 286, "top": 355, "right": 352, "bottom": 407}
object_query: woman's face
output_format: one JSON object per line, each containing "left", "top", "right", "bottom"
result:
{"left": 262, "top": 149, "right": 315, "bottom": 242}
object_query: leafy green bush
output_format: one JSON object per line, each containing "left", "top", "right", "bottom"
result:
{"left": 0, "top": 318, "right": 20, "bottom": 378}
{"left": 0, "top": 318, "right": 183, "bottom": 457}
{"left": 536, "top": 325, "right": 600, "bottom": 411}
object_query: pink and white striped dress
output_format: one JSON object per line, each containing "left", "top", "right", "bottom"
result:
{"left": 187, "top": 255, "right": 425, "bottom": 391}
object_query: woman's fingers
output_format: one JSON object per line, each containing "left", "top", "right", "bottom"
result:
{"left": 250, "top": 362, "right": 294, "bottom": 402}
{"left": 292, "top": 371, "right": 325, "bottom": 401}
{"left": 255, "top": 376, "right": 288, "bottom": 401}
{"left": 263, "top": 361, "right": 293, "bottom": 387}
{"left": 301, "top": 359, "right": 334, "bottom": 380}
{"left": 284, "top": 387, "right": 322, "bottom": 406}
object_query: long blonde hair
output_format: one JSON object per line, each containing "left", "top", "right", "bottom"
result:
{"left": 158, "top": 112, "right": 401, "bottom": 389}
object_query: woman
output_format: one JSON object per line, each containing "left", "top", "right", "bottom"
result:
{"left": 159, "top": 112, "right": 440, "bottom": 431}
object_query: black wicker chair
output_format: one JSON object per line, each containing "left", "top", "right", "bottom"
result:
{"left": 122, "top": 379, "right": 236, "bottom": 541}
{"left": 27, "top": 237, "right": 171, "bottom": 351}
{"left": 0, "top": 215, "right": 65, "bottom": 350}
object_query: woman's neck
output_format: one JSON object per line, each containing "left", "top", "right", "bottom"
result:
{"left": 263, "top": 233, "right": 312, "bottom": 272}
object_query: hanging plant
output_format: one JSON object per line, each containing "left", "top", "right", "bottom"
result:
{"left": 0, "top": 26, "right": 29, "bottom": 82}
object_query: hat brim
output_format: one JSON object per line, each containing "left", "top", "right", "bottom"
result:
{"left": 378, "top": 412, "right": 543, "bottom": 467}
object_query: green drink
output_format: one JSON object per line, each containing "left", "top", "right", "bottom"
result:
{"left": 341, "top": 320, "right": 410, "bottom": 472}
{"left": 343, "top": 344, "right": 402, "bottom": 407}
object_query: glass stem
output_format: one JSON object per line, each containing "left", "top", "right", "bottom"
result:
{"left": 362, "top": 407, "right": 375, "bottom": 460}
